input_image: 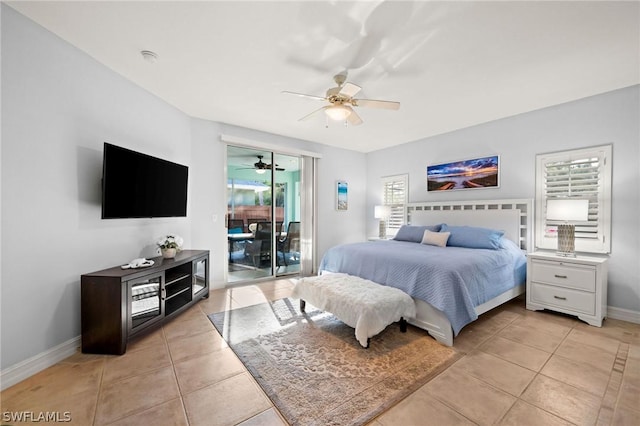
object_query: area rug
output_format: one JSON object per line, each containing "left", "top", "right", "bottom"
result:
{"left": 209, "top": 298, "right": 461, "bottom": 426}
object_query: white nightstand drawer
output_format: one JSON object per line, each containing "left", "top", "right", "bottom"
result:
{"left": 530, "top": 260, "right": 596, "bottom": 292}
{"left": 530, "top": 282, "right": 595, "bottom": 315}
{"left": 526, "top": 252, "right": 607, "bottom": 327}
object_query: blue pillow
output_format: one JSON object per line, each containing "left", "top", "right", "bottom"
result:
{"left": 393, "top": 224, "right": 442, "bottom": 243}
{"left": 228, "top": 227, "right": 243, "bottom": 234}
{"left": 439, "top": 224, "right": 504, "bottom": 249}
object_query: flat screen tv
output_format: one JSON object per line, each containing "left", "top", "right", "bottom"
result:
{"left": 101, "top": 142, "right": 188, "bottom": 219}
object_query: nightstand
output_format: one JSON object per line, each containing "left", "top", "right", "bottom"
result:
{"left": 526, "top": 251, "right": 608, "bottom": 327}
{"left": 367, "top": 237, "right": 389, "bottom": 241}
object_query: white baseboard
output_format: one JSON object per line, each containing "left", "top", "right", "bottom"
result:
{"left": 0, "top": 336, "right": 80, "bottom": 391}
{"left": 1, "top": 304, "right": 638, "bottom": 392}
{"left": 607, "top": 305, "right": 640, "bottom": 325}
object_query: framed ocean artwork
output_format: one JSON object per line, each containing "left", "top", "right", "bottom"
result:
{"left": 427, "top": 155, "right": 499, "bottom": 191}
{"left": 336, "top": 181, "right": 348, "bottom": 210}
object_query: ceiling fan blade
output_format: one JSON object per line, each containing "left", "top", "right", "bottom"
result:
{"left": 282, "top": 91, "right": 326, "bottom": 101}
{"left": 338, "top": 82, "right": 361, "bottom": 98}
{"left": 298, "top": 106, "right": 327, "bottom": 121}
{"left": 353, "top": 98, "right": 400, "bottom": 110}
{"left": 275, "top": 167, "right": 285, "bottom": 171}
{"left": 346, "top": 108, "right": 363, "bottom": 126}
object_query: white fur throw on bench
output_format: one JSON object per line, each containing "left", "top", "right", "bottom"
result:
{"left": 292, "top": 273, "right": 416, "bottom": 347}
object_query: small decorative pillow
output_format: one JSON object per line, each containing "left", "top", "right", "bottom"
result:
{"left": 393, "top": 224, "right": 442, "bottom": 243}
{"left": 421, "top": 229, "right": 450, "bottom": 247}
{"left": 440, "top": 224, "right": 504, "bottom": 249}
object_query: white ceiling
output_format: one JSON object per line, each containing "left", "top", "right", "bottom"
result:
{"left": 7, "top": 1, "right": 639, "bottom": 153}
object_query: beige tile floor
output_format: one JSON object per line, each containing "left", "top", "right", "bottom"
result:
{"left": 1, "top": 278, "right": 639, "bottom": 425}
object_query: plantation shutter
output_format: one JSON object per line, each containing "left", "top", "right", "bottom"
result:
{"left": 382, "top": 174, "right": 408, "bottom": 233}
{"left": 535, "top": 145, "right": 611, "bottom": 253}
{"left": 544, "top": 157, "right": 599, "bottom": 239}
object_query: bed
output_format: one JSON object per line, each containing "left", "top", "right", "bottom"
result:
{"left": 318, "top": 199, "right": 532, "bottom": 346}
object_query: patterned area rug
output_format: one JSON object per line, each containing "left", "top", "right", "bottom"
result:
{"left": 209, "top": 298, "right": 461, "bottom": 426}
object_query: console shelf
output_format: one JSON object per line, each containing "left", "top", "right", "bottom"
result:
{"left": 166, "top": 273, "right": 191, "bottom": 286}
{"left": 81, "top": 249, "right": 209, "bottom": 354}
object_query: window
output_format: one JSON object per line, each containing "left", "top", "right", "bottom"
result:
{"left": 535, "top": 145, "right": 612, "bottom": 253}
{"left": 381, "top": 174, "right": 408, "bottom": 235}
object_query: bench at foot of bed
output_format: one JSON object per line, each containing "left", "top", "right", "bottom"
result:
{"left": 292, "top": 273, "right": 416, "bottom": 348}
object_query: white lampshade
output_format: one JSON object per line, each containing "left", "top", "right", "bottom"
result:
{"left": 325, "top": 105, "right": 352, "bottom": 121}
{"left": 546, "top": 199, "right": 589, "bottom": 222}
{"left": 374, "top": 205, "right": 391, "bottom": 219}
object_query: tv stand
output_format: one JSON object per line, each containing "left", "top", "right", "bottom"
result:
{"left": 81, "top": 250, "right": 209, "bottom": 354}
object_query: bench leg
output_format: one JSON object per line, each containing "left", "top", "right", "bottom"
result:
{"left": 400, "top": 317, "right": 407, "bottom": 333}
{"left": 300, "top": 299, "right": 306, "bottom": 312}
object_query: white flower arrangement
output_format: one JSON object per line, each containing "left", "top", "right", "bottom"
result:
{"left": 157, "top": 234, "right": 184, "bottom": 251}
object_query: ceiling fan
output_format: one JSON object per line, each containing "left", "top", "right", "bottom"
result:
{"left": 239, "top": 155, "right": 284, "bottom": 174}
{"left": 282, "top": 71, "right": 400, "bottom": 126}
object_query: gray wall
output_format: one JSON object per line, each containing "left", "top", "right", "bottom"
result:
{"left": 1, "top": 6, "right": 192, "bottom": 369}
{"left": 3, "top": 3, "right": 637, "bottom": 377}
{"left": 1, "top": 5, "right": 367, "bottom": 371}
{"left": 367, "top": 85, "right": 640, "bottom": 312}
{"left": 188, "top": 118, "right": 367, "bottom": 285}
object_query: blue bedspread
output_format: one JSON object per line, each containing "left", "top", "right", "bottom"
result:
{"left": 318, "top": 239, "right": 526, "bottom": 335}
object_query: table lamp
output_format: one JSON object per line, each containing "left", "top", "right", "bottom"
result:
{"left": 546, "top": 199, "right": 589, "bottom": 257}
{"left": 374, "top": 205, "right": 391, "bottom": 239}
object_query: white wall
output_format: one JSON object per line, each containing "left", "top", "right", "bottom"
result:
{"left": 1, "top": 5, "right": 192, "bottom": 369}
{"left": 4, "top": 0, "right": 636, "bottom": 382}
{"left": 1, "top": 6, "right": 367, "bottom": 374}
{"left": 189, "top": 119, "right": 367, "bottom": 286}
{"left": 315, "top": 145, "right": 368, "bottom": 259}
{"left": 367, "top": 85, "right": 640, "bottom": 313}
{"left": 187, "top": 118, "right": 226, "bottom": 285}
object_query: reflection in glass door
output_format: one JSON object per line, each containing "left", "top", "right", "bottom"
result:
{"left": 274, "top": 152, "right": 301, "bottom": 277}
{"left": 129, "top": 275, "right": 163, "bottom": 333}
{"left": 226, "top": 146, "right": 301, "bottom": 283}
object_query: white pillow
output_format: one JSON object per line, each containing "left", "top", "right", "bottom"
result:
{"left": 421, "top": 230, "right": 450, "bottom": 247}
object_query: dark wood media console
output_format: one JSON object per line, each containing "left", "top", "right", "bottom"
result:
{"left": 81, "top": 250, "right": 209, "bottom": 354}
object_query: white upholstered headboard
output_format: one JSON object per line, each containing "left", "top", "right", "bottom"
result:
{"left": 407, "top": 199, "right": 533, "bottom": 252}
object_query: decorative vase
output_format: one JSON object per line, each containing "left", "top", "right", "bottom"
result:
{"left": 161, "top": 248, "right": 177, "bottom": 259}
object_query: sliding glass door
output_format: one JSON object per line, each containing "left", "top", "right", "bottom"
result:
{"left": 226, "top": 146, "right": 302, "bottom": 283}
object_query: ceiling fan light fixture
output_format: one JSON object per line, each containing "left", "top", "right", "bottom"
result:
{"left": 325, "top": 104, "right": 351, "bottom": 121}
{"left": 255, "top": 169, "right": 266, "bottom": 174}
